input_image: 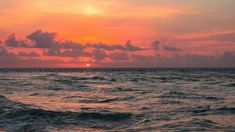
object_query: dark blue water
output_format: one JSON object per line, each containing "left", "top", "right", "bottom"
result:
{"left": 0, "top": 68, "right": 234, "bottom": 131}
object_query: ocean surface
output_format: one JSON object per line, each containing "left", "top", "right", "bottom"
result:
{"left": 0, "top": 68, "right": 234, "bottom": 132}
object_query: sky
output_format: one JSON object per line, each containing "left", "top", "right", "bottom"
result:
{"left": 0, "top": 0, "right": 235, "bottom": 67}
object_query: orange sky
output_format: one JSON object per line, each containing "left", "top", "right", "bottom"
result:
{"left": 0, "top": 0, "right": 235, "bottom": 67}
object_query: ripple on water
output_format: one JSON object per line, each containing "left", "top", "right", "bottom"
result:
{"left": 159, "top": 91, "right": 223, "bottom": 100}
{"left": 161, "top": 118, "right": 235, "bottom": 131}
{"left": 0, "top": 68, "right": 234, "bottom": 131}
{"left": 0, "top": 95, "right": 138, "bottom": 131}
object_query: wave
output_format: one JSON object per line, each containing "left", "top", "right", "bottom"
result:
{"left": 5, "top": 109, "right": 132, "bottom": 121}
{"left": 0, "top": 95, "right": 135, "bottom": 131}
{"left": 159, "top": 91, "right": 223, "bottom": 100}
{"left": 161, "top": 118, "right": 235, "bottom": 131}
{"left": 77, "top": 96, "right": 134, "bottom": 103}
{"left": 225, "top": 83, "right": 235, "bottom": 87}
{"left": 54, "top": 76, "right": 106, "bottom": 82}
{"left": 174, "top": 105, "right": 235, "bottom": 116}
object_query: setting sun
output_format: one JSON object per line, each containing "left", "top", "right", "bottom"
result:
{"left": 0, "top": 1, "right": 235, "bottom": 131}
{"left": 86, "top": 63, "right": 91, "bottom": 67}
{"left": 0, "top": 0, "right": 234, "bottom": 68}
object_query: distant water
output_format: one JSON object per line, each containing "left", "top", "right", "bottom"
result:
{"left": 0, "top": 68, "right": 234, "bottom": 131}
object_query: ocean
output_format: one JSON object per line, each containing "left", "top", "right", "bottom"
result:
{"left": 0, "top": 68, "right": 234, "bottom": 131}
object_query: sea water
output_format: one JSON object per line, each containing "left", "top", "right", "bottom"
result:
{"left": 0, "top": 68, "right": 234, "bottom": 131}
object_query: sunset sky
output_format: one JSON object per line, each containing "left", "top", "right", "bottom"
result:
{"left": 0, "top": 0, "right": 235, "bottom": 67}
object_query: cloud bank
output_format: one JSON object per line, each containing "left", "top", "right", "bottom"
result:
{"left": 0, "top": 29, "right": 234, "bottom": 68}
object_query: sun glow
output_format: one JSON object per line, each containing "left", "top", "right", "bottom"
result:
{"left": 82, "top": 6, "right": 102, "bottom": 15}
{"left": 86, "top": 63, "right": 91, "bottom": 67}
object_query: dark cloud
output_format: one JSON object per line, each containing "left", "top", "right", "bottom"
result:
{"left": 44, "top": 48, "right": 90, "bottom": 57}
{"left": 27, "top": 29, "right": 59, "bottom": 48}
{"left": 88, "top": 43, "right": 125, "bottom": 51}
{"left": 62, "top": 41, "right": 84, "bottom": 49}
{"left": 163, "top": 45, "right": 181, "bottom": 51}
{"left": 0, "top": 47, "right": 70, "bottom": 68}
{"left": 5, "top": 34, "right": 18, "bottom": 47}
{"left": 4, "top": 30, "right": 145, "bottom": 54}
{"left": 124, "top": 40, "right": 143, "bottom": 51}
{"left": 151, "top": 40, "right": 181, "bottom": 52}
{"left": 220, "top": 51, "right": 235, "bottom": 64}
{"left": 91, "top": 49, "right": 107, "bottom": 62}
{"left": 0, "top": 55, "right": 65, "bottom": 68}
{"left": 18, "top": 51, "right": 40, "bottom": 57}
{"left": 44, "top": 48, "right": 60, "bottom": 56}
{"left": 1, "top": 44, "right": 235, "bottom": 67}
{"left": 132, "top": 54, "right": 155, "bottom": 61}
{"left": 109, "top": 52, "right": 129, "bottom": 60}
{"left": 88, "top": 41, "right": 144, "bottom": 51}
{"left": 5, "top": 34, "right": 29, "bottom": 47}
{"left": 0, "top": 47, "right": 39, "bottom": 58}
{"left": 25, "top": 30, "right": 145, "bottom": 51}
{"left": 0, "top": 47, "right": 8, "bottom": 56}
{"left": 130, "top": 52, "right": 235, "bottom": 67}
{"left": 1, "top": 29, "right": 234, "bottom": 68}
{"left": 0, "top": 47, "right": 15, "bottom": 57}
{"left": 152, "top": 40, "right": 160, "bottom": 51}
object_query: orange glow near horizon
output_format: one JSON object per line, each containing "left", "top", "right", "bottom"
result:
{"left": 0, "top": 0, "right": 235, "bottom": 67}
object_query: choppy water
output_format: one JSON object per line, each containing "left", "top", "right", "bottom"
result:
{"left": 0, "top": 68, "right": 234, "bottom": 132}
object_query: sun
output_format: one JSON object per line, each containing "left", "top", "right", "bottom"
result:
{"left": 86, "top": 63, "right": 91, "bottom": 67}
{"left": 82, "top": 6, "right": 102, "bottom": 16}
